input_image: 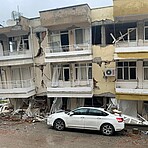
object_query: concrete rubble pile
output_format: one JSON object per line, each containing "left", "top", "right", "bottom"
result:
{"left": 0, "top": 99, "right": 48, "bottom": 123}
{"left": 107, "top": 98, "right": 148, "bottom": 126}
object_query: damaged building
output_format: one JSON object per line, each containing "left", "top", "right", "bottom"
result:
{"left": 0, "top": 0, "right": 148, "bottom": 121}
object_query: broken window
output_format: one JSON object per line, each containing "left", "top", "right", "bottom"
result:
{"left": 128, "top": 28, "right": 137, "bottom": 41}
{"left": 92, "top": 25, "right": 101, "bottom": 45}
{"left": 143, "top": 61, "right": 148, "bottom": 80}
{"left": 108, "top": 22, "right": 137, "bottom": 44}
{"left": 116, "top": 61, "right": 136, "bottom": 80}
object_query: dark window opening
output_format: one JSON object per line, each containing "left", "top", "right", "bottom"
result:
{"left": 105, "top": 24, "right": 115, "bottom": 44}
{"left": 84, "top": 97, "right": 103, "bottom": 107}
{"left": 105, "top": 22, "right": 137, "bottom": 45}
{"left": 92, "top": 25, "right": 101, "bottom": 45}
{"left": 60, "top": 31, "right": 69, "bottom": 52}
{"left": 61, "top": 98, "right": 67, "bottom": 110}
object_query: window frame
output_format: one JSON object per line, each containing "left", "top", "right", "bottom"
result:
{"left": 116, "top": 61, "right": 137, "bottom": 81}
{"left": 143, "top": 61, "right": 148, "bottom": 80}
{"left": 144, "top": 26, "right": 148, "bottom": 41}
{"left": 127, "top": 28, "right": 137, "bottom": 42}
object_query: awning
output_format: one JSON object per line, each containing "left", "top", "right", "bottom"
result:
{"left": 116, "top": 93, "right": 148, "bottom": 101}
{"left": 114, "top": 52, "right": 148, "bottom": 60}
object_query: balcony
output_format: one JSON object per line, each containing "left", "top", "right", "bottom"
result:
{"left": 47, "top": 80, "right": 93, "bottom": 98}
{"left": 0, "top": 79, "right": 36, "bottom": 98}
{"left": 0, "top": 49, "right": 33, "bottom": 66}
{"left": 40, "top": 4, "right": 91, "bottom": 30}
{"left": 45, "top": 44, "right": 92, "bottom": 63}
{"left": 114, "top": 41, "right": 148, "bottom": 60}
{"left": 115, "top": 81, "right": 148, "bottom": 101}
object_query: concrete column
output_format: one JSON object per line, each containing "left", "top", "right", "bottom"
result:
{"left": 137, "top": 60, "right": 143, "bottom": 89}
{"left": 70, "top": 98, "right": 77, "bottom": 109}
{"left": 137, "top": 101, "right": 143, "bottom": 115}
{"left": 137, "top": 21, "right": 144, "bottom": 45}
{"left": 10, "top": 98, "right": 23, "bottom": 111}
{"left": 101, "top": 25, "right": 106, "bottom": 46}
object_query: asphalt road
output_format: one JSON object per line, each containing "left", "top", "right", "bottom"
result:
{"left": 0, "top": 120, "right": 148, "bottom": 148}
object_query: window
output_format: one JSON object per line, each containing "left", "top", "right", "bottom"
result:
{"left": 143, "top": 61, "right": 148, "bottom": 80}
{"left": 9, "top": 35, "right": 29, "bottom": 52}
{"left": 92, "top": 25, "right": 101, "bottom": 45}
{"left": 75, "top": 29, "right": 83, "bottom": 44}
{"left": 73, "top": 108, "right": 88, "bottom": 115}
{"left": 75, "top": 63, "right": 92, "bottom": 80}
{"left": 49, "top": 31, "right": 61, "bottom": 52}
{"left": 88, "top": 109, "right": 108, "bottom": 116}
{"left": 52, "top": 64, "right": 70, "bottom": 82}
{"left": 144, "top": 26, "right": 148, "bottom": 40}
{"left": 128, "top": 28, "right": 137, "bottom": 41}
{"left": 75, "top": 28, "right": 90, "bottom": 45}
{"left": 117, "top": 61, "right": 136, "bottom": 80}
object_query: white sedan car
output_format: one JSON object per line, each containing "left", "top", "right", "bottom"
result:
{"left": 47, "top": 107, "right": 124, "bottom": 136}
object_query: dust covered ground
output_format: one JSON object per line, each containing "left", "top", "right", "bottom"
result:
{"left": 0, "top": 118, "right": 148, "bottom": 148}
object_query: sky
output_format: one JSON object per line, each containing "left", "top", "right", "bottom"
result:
{"left": 0, "top": 0, "right": 113, "bottom": 26}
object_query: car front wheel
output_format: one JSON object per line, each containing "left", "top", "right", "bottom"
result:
{"left": 53, "top": 119, "right": 65, "bottom": 131}
{"left": 101, "top": 123, "right": 114, "bottom": 136}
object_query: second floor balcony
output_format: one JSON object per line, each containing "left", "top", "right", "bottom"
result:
{"left": 114, "top": 40, "right": 148, "bottom": 60}
{"left": 45, "top": 43, "right": 92, "bottom": 63}
{"left": 0, "top": 78, "right": 36, "bottom": 98}
{"left": 47, "top": 80, "right": 93, "bottom": 98}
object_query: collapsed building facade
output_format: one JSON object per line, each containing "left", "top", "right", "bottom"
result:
{"left": 0, "top": 0, "right": 147, "bottom": 119}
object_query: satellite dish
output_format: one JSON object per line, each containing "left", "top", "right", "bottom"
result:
{"left": 6, "top": 19, "right": 16, "bottom": 26}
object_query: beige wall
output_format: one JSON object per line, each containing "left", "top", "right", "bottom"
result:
{"left": 91, "top": 6, "right": 113, "bottom": 22}
{"left": 29, "top": 18, "right": 49, "bottom": 95}
{"left": 92, "top": 45, "right": 115, "bottom": 95}
{"left": 113, "top": 0, "right": 148, "bottom": 17}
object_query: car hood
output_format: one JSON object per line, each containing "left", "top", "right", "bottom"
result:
{"left": 49, "top": 111, "right": 68, "bottom": 117}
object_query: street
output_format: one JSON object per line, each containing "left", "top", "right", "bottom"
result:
{"left": 0, "top": 120, "right": 148, "bottom": 148}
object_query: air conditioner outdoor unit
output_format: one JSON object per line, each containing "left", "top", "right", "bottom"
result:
{"left": 105, "top": 68, "right": 115, "bottom": 76}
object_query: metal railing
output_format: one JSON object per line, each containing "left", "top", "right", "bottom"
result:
{"left": 0, "top": 79, "right": 35, "bottom": 89}
{"left": 115, "top": 40, "right": 148, "bottom": 47}
{"left": 45, "top": 43, "right": 91, "bottom": 53}
{"left": 48, "top": 79, "right": 92, "bottom": 88}
{"left": 2, "top": 49, "right": 30, "bottom": 56}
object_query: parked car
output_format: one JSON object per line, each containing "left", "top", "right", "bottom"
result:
{"left": 47, "top": 107, "right": 124, "bottom": 136}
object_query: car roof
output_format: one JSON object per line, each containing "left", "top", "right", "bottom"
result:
{"left": 77, "top": 107, "right": 106, "bottom": 111}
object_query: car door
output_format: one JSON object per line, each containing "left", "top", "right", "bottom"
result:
{"left": 66, "top": 108, "right": 88, "bottom": 129}
{"left": 84, "top": 109, "right": 108, "bottom": 130}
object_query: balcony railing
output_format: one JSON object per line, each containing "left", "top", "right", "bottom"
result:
{"left": 48, "top": 79, "right": 92, "bottom": 88}
{"left": 45, "top": 43, "right": 91, "bottom": 53}
{"left": 1, "top": 49, "right": 31, "bottom": 56}
{"left": 0, "top": 79, "right": 35, "bottom": 89}
{"left": 115, "top": 40, "right": 148, "bottom": 47}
